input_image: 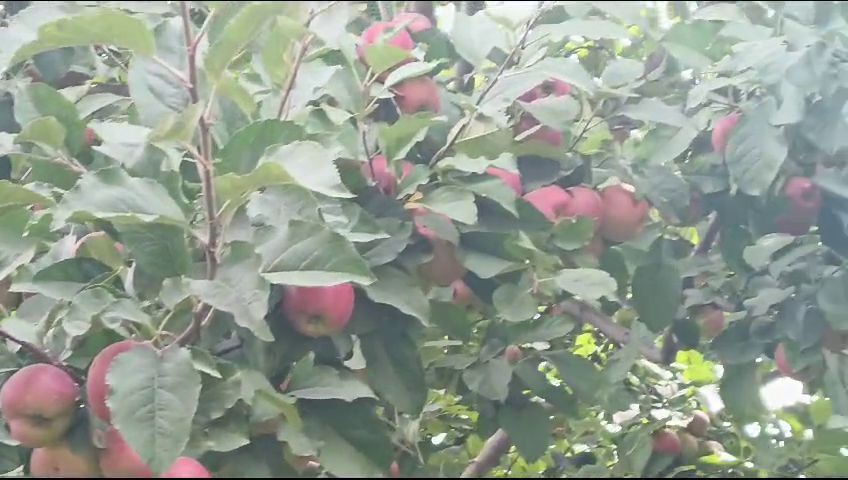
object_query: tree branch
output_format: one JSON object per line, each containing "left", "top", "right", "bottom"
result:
{"left": 693, "top": 214, "right": 721, "bottom": 257}
{"left": 460, "top": 428, "right": 512, "bottom": 478}
{"left": 176, "top": 0, "right": 219, "bottom": 346}
{"left": 0, "top": 329, "right": 83, "bottom": 384}
{"left": 276, "top": 35, "right": 314, "bottom": 120}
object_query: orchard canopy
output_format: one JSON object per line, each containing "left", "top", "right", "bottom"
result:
{"left": 2, "top": 0, "right": 848, "bottom": 478}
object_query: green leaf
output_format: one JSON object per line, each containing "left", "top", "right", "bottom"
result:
{"left": 115, "top": 223, "right": 191, "bottom": 279}
{"left": 148, "top": 103, "right": 205, "bottom": 145}
{"left": 383, "top": 62, "right": 439, "bottom": 88}
{"left": 543, "top": 350, "right": 602, "bottom": 402}
{"left": 498, "top": 402, "right": 551, "bottom": 463}
{"left": 818, "top": 272, "right": 848, "bottom": 329}
{"left": 462, "top": 357, "right": 512, "bottom": 401}
{"left": 286, "top": 354, "right": 377, "bottom": 402}
{"left": 362, "top": 44, "right": 413, "bottom": 75}
{"left": 377, "top": 114, "right": 434, "bottom": 162}
{"left": 256, "top": 219, "right": 375, "bottom": 286}
{"left": 555, "top": 268, "right": 617, "bottom": 301}
{"left": 0, "top": 181, "right": 53, "bottom": 209}
{"left": 11, "top": 8, "right": 155, "bottom": 66}
{"left": 16, "top": 117, "right": 66, "bottom": 151}
{"left": 719, "top": 362, "right": 765, "bottom": 420}
{"left": 492, "top": 283, "right": 537, "bottom": 322}
{"left": 360, "top": 266, "right": 430, "bottom": 326}
{"left": 601, "top": 57, "right": 645, "bottom": 88}
{"left": 218, "top": 120, "right": 308, "bottom": 175}
{"left": 631, "top": 261, "right": 681, "bottom": 332}
{"left": 450, "top": 11, "right": 509, "bottom": 67}
{"left": 725, "top": 99, "right": 788, "bottom": 197}
{"left": 54, "top": 167, "right": 188, "bottom": 226}
{"left": 14, "top": 82, "right": 86, "bottom": 154}
{"left": 108, "top": 344, "right": 202, "bottom": 476}
{"left": 259, "top": 141, "right": 353, "bottom": 198}
{"left": 419, "top": 186, "right": 478, "bottom": 225}
{"left": 204, "top": 2, "right": 292, "bottom": 83}
{"left": 742, "top": 234, "right": 795, "bottom": 271}
{"left": 360, "top": 328, "right": 428, "bottom": 415}
{"left": 190, "top": 242, "right": 273, "bottom": 342}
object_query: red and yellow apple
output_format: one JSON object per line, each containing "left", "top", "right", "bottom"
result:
{"left": 282, "top": 284, "right": 356, "bottom": 338}
{"left": 393, "top": 77, "right": 441, "bottom": 115}
{"left": 598, "top": 184, "right": 650, "bottom": 243}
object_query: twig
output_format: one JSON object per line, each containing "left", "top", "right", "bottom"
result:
{"left": 149, "top": 56, "right": 191, "bottom": 87}
{"left": 0, "top": 329, "right": 84, "bottom": 384}
{"left": 692, "top": 214, "right": 721, "bottom": 257}
{"left": 175, "top": 0, "right": 219, "bottom": 347}
{"left": 429, "top": 4, "right": 548, "bottom": 166}
{"left": 276, "top": 35, "right": 314, "bottom": 119}
{"left": 461, "top": 429, "right": 511, "bottom": 478}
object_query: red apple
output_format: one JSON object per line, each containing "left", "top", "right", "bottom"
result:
{"left": 519, "top": 79, "right": 571, "bottom": 103}
{"left": 282, "top": 284, "right": 356, "bottom": 338}
{"left": 361, "top": 155, "right": 414, "bottom": 196}
{"left": 161, "top": 457, "right": 212, "bottom": 478}
{"left": 97, "top": 428, "right": 152, "bottom": 478}
{"left": 775, "top": 215, "right": 815, "bottom": 236}
{"left": 678, "top": 431, "right": 700, "bottom": 461}
{"left": 413, "top": 209, "right": 466, "bottom": 286}
{"left": 504, "top": 345, "right": 523, "bottom": 365}
{"left": 358, "top": 22, "right": 415, "bottom": 68}
{"left": 84, "top": 127, "right": 100, "bottom": 147}
{"left": 392, "top": 12, "right": 433, "bottom": 33}
{"left": 0, "top": 364, "right": 80, "bottom": 448}
{"left": 711, "top": 112, "right": 741, "bottom": 154}
{"left": 394, "top": 77, "right": 441, "bottom": 115}
{"left": 774, "top": 343, "right": 814, "bottom": 381}
{"left": 523, "top": 185, "right": 572, "bottom": 222}
{"left": 452, "top": 280, "right": 474, "bottom": 306}
{"left": 486, "top": 167, "right": 522, "bottom": 195}
{"left": 388, "top": 461, "right": 401, "bottom": 478}
{"left": 30, "top": 443, "right": 101, "bottom": 477}
{"left": 86, "top": 340, "right": 144, "bottom": 424}
{"left": 514, "top": 115, "right": 562, "bottom": 146}
{"left": 652, "top": 428, "right": 681, "bottom": 455}
{"left": 598, "top": 184, "right": 650, "bottom": 243}
{"left": 686, "top": 411, "right": 710, "bottom": 437}
{"left": 562, "top": 186, "right": 604, "bottom": 230}
{"left": 695, "top": 305, "right": 725, "bottom": 340}
{"left": 784, "top": 176, "right": 822, "bottom": 214}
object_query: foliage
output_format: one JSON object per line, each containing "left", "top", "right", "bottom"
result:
{"left": 0, "top": 0, "right": 847, "bottom": 478}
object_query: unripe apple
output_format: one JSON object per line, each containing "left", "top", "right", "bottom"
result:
{"left": 514, "top": 115, "right": 562, "bottom": 146}
{"left": 361, "top": 155, "right": 414, "bottom": 197}
{"left": 30, "top": 443, "right": 101, "bottom": 478}
{"left": 97, "top": 428, "right": 152, "bottom": 478}
{"left": 0, "top": 364, "right": 80, "bottom": 448}
{"left": 523, "top": 185, "right": 572, "bottom": 223}
{"left": 518, "top": 79, "right": 571, "bottom": 103}
{"left": 86, "top": 340, "right": 144, "bottom": 423}
{"left": 392, "top": 12, "right": 433, "bottom": 33}
{"left": 358, "top": 22, "right": 415, "bottom": 68}
{"left": 711, "top": 112, "right": 741, "bottom": 154}
{"left": 694, "top": 305, "right": 725, "bottom": 340}
{"left": 452, "top": 280, "right": 474, "bottom": 307}
{"left": 71, "top": 231, "right": 125, "bottom": 257}
{"left": 282, "top": 284, "right": 356, "bottom": 338}
{"left": 678, "top": 431, "right": 700, "bottom": 462}
{"left": 652, "top": 428, "right": 681, "bottom": 455}
{"left": 161, "top": 457, "right": 212, "bottom": 478}
{"left": 699, "top": 440, "right": 725, "bottom": 456}
{"left": 562, "top": 186, "right": 604, "bottom": 230}
{"left": 413, "top": 209, "right": 466, "bottom": 286}
{"left": 486, "top": 167, "right": 522, "bottom": 195}
{"left": 598, "top": 184, "right": 650, "bottom": 243}
{"left": 394, "top": 77, "right": 441, "bottom": 115}
{"left": 784, "top": 176, "right": 822, "bottom": 214}
{"left": 686, "top": 411, "right": 710, "bottom": 437}
{"left": 504, "top": 345, "right": 523, "bottom": 365}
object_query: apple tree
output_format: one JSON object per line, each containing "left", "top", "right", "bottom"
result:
{"left": 0, "top": 0, "right": 847, "bottom": 477}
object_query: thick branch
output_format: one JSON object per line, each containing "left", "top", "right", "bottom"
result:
{"left": 176, "top": 0, "right": 219, "bottom": 346}
{"left": 460, "top": 428, "right": 511, "bottom": 478}
{"left": 0, "top": 329, "right": 83, "bottom": 383}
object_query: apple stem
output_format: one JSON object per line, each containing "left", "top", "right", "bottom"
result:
{"left": 175, "top": 1, "right": 220, "bottom": 347}
{"left": 0, "top": 328, "right": 83, "bottom": 384}
{"left": 429, "top": 3, "right": 550, "bottom": 167}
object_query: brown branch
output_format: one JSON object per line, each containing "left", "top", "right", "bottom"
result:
{"left": 460, "top": 428, "right": 511, "bottom": 478}
{"left": 0, "top": 329, "right": 84, "bottom": 384}
{"left": 429, "top": 3, "right": 549, "bottom": 166}
{"left": 693, "top": 213, "right": 721, "bottom": 257}
{"left": 276, "top": 35, "right": 314, "bottom": 120}
{"left": 176, "top": 0, "right": 219, "bottom": 346}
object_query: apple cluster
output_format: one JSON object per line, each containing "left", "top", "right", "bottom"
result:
{"left": 0, "top": 345, "right": 211, "bottom": 478}
{"left": 651, "top": 411, "right": 724, "bottom": 462}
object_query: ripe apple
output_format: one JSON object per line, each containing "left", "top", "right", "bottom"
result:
{"left": 514, "top": 115, "right": 562, "bottom": 146}
{"left": 784, "top": 176, "right": 823, "bottom": 213}
{"left": 30, "top": 443, "right": 101, "bottom": 478}
{"left": 392, "top": 12, "right": 433, "bottom": 33}
{"left": 774, "top": 343, "right": 813, "bottom": 381}
{"left": 775, "top": 215, "right": 815, "bottom": 236}
{"left": 711, "top": 112, "right": 742, "bottom": 154}
{"left": 282, "top": 284, "right": 356, "bottom": 338}
{"left": 393, "top": 77, "right": 441, "bottom": 115}
{"left": 361, "top": 155, "right": 414, "bottom": 196}
{"left": 86, "top": 340, "right": 144, "bottom": 423}
{"left": 686, "top": 411, "right": 711, "bottom": 437}
{"left": 562, "top": 186, "right": 604, "bottom": 230}
{"left": 413, "top": 209, "right": 466, "bottom": 286}
{"left": 84, "top": 127, "right": 100, "bottom": 147}
{"left": 504, "top": 345, "right": 523, "bottom": 365}
{"left": 598, "top": 184, "right": 650, "bottom": 243}
{"left": 358, "top": 22, "right": 415, "bottom": 68}
{"left": 523, "top": 185, "right": 572, "bottom": 222}
{"left": 652, "top": 428, "right": 681, "bottom": 455}
{"left": 0, "top": 364, "right": 80, "bottom": 448}
{"left": 486, "top": 167, "right": 522, "bottom": 196}
{"left": 452, "top": 280, "right": 474, "bottom": 307}
{"left": 161, "top": 457, "right": 212, "bottom": 478}
{"left": 389, "top": 461, "right": 401, "bottom": 478}
{"left": 97, "top": 428, "right": 152, "bottom": 478}
{"left": 519, "top": 79, "right": 571, "bottom": 103}
{"left": 678, "top": 431, "right": 700, "bottom": 462}
{"left": 694, "top": 305, "right": 725, "bottom": 340}
{"left": 699, "top": 440, "right": 725, "bottom": 456}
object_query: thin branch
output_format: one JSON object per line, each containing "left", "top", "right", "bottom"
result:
{"left": 175, "top": 0, "right": 219, "bottom": 347}
{"left": 429, "top": 4, "right": 549, "bottom": 166}
{"left": 461, "top": 429, "right": 512, "bottom": 478}
{"left": 276, "top": 35, "right": 314, "bottom": 120}
{"left": 692, "top": 214, "right": 721, "bottom": 257}
{"left": 0, "top": 329, "right": 84, "bottom": 384}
